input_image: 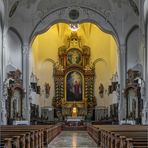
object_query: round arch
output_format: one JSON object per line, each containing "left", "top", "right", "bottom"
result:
{"left": 29, "top": 6, "right": 120, "bottom": 48}
{"left": 28, "top": 6, "right": 122, "bottom": 121}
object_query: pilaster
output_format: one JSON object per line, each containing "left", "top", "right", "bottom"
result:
{"left": 143, "top": 18, "right": 148, "bottom": 124}
{"left": 22, "top": 43, "right": 30, "bottom": 123}
{"left": 118, "top": 44, "right": 126, "bottom": 121}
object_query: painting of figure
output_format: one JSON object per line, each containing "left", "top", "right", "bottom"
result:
{"left": 66, "top": 71, "right": 82, "bottom": 101}
{"left": 67, "top": 49, "right": 81, "bottom": 64}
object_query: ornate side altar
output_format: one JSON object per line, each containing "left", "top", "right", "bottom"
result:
{"left": 2, "top": 69, "right": 25, "bottom": 124}
{"left": 124, "top": 69, "right": 143, "bottom": 123}
{"left": 52, "top": 32, "right": 96, "bottom": 120}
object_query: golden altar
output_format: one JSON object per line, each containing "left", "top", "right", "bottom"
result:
{"left": 52, "top": 32, "right": 96, "bottom": 119}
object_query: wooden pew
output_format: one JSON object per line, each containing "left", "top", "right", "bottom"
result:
{"left": 1, "top": 124, "right": 62, "bottom": 148}
{"left": 1, "top": 130, "right": 33, "bottom": 148}
{"left": 87, "top": 124, "right": 148, "bottom": 148}
{"left": 1, "top": 127, "right": 41, "bottom": 148}
{"left": 0, "top": 136, "right": 20, "bottom": 148}
{"left": 99, "top": 125, "right": 148, "bottom": 148}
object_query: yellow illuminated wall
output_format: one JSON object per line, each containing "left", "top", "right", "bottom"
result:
{"left": 31, "top": 23, "right": 118, "bottom": 108}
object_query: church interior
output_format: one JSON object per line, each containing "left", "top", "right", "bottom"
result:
{"left": 0, "top": 0, "right": 148, "bottom": 147}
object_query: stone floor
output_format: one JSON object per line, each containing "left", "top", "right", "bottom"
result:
{"left": 48, "top": 131, "right": 99, "bottom": 148}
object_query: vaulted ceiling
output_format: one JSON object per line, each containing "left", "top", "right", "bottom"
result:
{"left": 3, "top": 0, "right": 145, "bottom": 44}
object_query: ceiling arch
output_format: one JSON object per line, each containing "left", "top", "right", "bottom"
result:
{"left": 30, "top": 7, "right": 120, "bottom": 47}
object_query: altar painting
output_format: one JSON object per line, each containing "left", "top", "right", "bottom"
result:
{"left": 67, "top": 49, "right": 82, "bottom": 65}
{"left": 66, "top": 71, "right": 82, "bottom": 101}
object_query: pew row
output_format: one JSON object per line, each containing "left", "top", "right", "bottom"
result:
{"left": 0, "top": 123, "right": 62, "bottom": 148}
{"left": 87, "top": 124, "right": 148, "bottom": 148}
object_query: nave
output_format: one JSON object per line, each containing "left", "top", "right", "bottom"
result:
{"left": 1, "top": 123, "right": 148, "bottom": 148}
{"left": 1, "top": 0, "right": 148, "bottom": 148}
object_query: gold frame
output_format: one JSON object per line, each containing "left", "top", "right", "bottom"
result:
{"left": 67, "top": 48, "right": 82, "bottom": 65}
{"left": 64, "top": 70, "right": 85, "bottom": 104}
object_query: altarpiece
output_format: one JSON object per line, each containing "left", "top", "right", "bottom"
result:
{"left": 52, "top": 32, "right": 96, "bottom": 120}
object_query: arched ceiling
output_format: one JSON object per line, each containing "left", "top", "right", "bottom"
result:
{"left": 4, "top": 0, "right": 144, "bottom": 44}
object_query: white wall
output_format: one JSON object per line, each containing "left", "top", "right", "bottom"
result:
{"left": 31, "top": 61, "right": 55, "bottom": 108}
{"left": 127, "top": 28, "right": 140, "bottom": 70}
{"left": 94, "top": 61, "right": 109, "bottom": 107}
{"left": 3, "top": 29, "right": 22, "bottom": 78}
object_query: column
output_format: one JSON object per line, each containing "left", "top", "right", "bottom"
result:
{"left": 22, "top": 43, "right": 30, "bottom": 122}
{"left": 0, "top": 22, "right": 3, "bottom": 124}
{"left": 143, "top": 19, "right": 148, "bottom": 124}
{"left": 0, "top": 26, "right": 8, "bottom": 125}
{"left": 118, "top": 44, "right": 126, "bottom": 122}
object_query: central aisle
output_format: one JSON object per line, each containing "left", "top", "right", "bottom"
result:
{"left": 48, "top": 131, "right": 98, "bottom": 148}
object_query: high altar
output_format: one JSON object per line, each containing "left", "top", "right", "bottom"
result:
{"left": 52, "top": 32, "right": 96, "bottom": 120}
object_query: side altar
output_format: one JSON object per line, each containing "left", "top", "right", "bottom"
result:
{"left": 52, "top": 32, "right": 96, "bottom": 120}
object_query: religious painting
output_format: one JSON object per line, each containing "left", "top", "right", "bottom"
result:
{"left": 67, "top": 48, "right": 82, "bottom": 65}
{"left": 66, "top": 71, "right": 83, "bottom": 101}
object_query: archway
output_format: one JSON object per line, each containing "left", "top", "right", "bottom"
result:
{"left": 30, "top": 22, "right": 119, "bottom": 121}
{"left": 25, "top": 6, "right": 125, "bottom": 122}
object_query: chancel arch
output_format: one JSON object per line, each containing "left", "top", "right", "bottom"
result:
{"left": 27, "top": 5, "right": 128, "bottom": 122}
{"left": 30, "top": 22, "right": 119, "bottom": 121}
{"left": 30, "top": 7, "right": 120, "bottom": 47}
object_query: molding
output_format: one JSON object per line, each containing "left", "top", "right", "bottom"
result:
{"left": 29, "top": 6, "right": 120, "bottom": 47}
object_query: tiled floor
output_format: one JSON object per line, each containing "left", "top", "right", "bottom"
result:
{"left": 48, "top": 131, "right": 99, "bottom": 148}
